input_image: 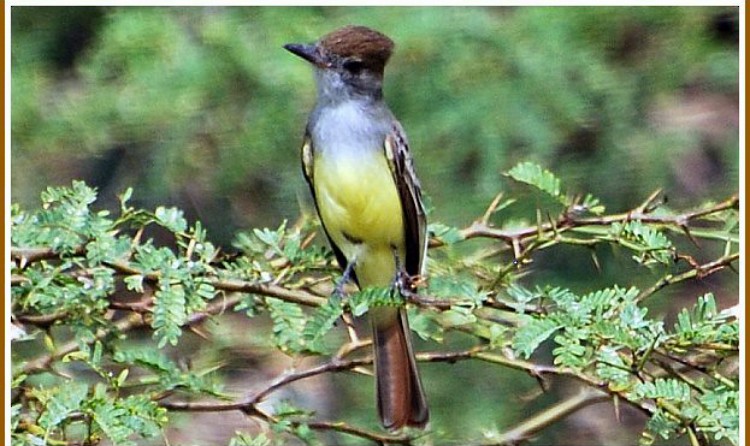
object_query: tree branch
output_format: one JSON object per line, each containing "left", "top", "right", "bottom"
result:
{"left": 159, "top": 345, "right": 660, "bottom": 446}
{"left": 493, "top": 388, "right": 611, "bottom": 445}
{"left": 636, "top": 252, "right": 740, "bottom": 303}
{"left": 431, "top": 193, "right": 739, "bottom": 248}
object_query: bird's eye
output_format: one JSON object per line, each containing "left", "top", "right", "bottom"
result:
{"left": 343, "top": 60, "right": 364, "bottom": 74}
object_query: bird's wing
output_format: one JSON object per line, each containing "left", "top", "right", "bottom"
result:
{"left": 384, "top": 123, "right": 428, "bottom": 278}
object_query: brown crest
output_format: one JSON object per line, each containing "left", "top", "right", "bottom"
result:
{"left": 319, "top": 25, "right": 395, "bottom": 69}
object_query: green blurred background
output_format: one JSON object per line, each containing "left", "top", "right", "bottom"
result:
{"left": 11, "top": 6, "right": 739, "bottom": 445}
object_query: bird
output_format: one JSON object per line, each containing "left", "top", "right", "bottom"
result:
{"left": 284, "top": 25, "right": 429, "bottom": 430}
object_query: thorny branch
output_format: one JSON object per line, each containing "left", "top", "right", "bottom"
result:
{"left": 156, "top": 346, "right": 624, "bottom": 445}
{"left": 11, "top": 192, "right": 739, "bottom": 445}
{"left": 433, "top": 192, "right": 738, "bottom": 249}
{"left": 11, "top": 192, "right": 738, "bottom": 328}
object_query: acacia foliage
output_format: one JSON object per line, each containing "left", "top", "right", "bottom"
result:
{"left": 10, "top": 163, "right": 739, "bottom": 446}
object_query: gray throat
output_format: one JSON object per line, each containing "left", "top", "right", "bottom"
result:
{"left": 307, "top": 70, "right": 395, "bottom": 158}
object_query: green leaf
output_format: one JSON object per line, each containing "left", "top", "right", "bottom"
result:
{"left": 302, "top": 295, "right": 344, "bottom": 353}
{"left": 552, "top": 333, "right": 590, "bottom": 367}
{"left": 124, "top": 274, "right": 144, "bottom": 293}
{"left": 440, "top": 307, "right": 477, "bottom": 327}
{"left": 428, "top": 273, "right": 486, "bottom": 306}
{"left": 253, "top": 221, "right": 288, "bottom": 254}
{"left": 429, "top": 222, "right": 463, "bottom": 245}
{"left": 506, "top": 283, "right": 539, "bottom": 312}
{"left": 696, "top": 386, "right": 739, "bottom": 443}
{"left": 85, "top": 233, "right": 129, "bottom": 265}
{"left": 635, "top": 378, "right": 691, "bottom": 402}
{"left": 611, "top": 221, "right": 674, "bottom": 265}
{"left": 672, "top": 293, "right": 738, "bottom": 345}
{"left": 619, "top": 303, "right": 650, "bottom": 329}
{"left": 266, "top": 297, "right": 306, "bottom": 353}
{"left": 229, "top": 432, "right": 271, "bottom": 446}
{"left": 115, "top": 369, "right": 129, "bottom": 387}
{"left": 408, "top": 307, "right": 444, "bottom": 342}
{"left": 154, "top": 206, "right": 187, "bottom": 233}
{"left": 113, "top": 347, "right": 175, "bottom": 373}
{"left": 37, "top": 381, "right": 88, "bottom": 429}
{"left": 580, "top": 193, "right": 606, "bottom": 215}
{"left": 89, "top": 391, "right": 167, "bottom": 445}
{"left": 349, "top": 286, "right": 399, "bottom": 317}
{"left": 506, "top": 162, "right": 562, "bottom": 201}
{"left": 512, "top": 316, "right": 559, "bottom": 358}
{"left": 643, "top": 409, "right": 681, "bottom": 442}
{"left": 118, "top": 187, "right": 133, "bottom": 211}
{"left": 595, "top": 346, "right": 631, "bottom": 386}
{"left": 152, "top": 281, "right": 187, "bottom": 347}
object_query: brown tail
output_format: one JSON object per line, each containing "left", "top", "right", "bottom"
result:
{"left": 371, "top": 307, "right": 429, "bottom": 430}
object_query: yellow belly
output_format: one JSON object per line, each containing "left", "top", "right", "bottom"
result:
{"left": 313, "top": 150, "right": 405, "bottom": 286}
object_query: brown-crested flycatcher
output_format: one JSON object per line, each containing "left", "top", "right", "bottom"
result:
{"left": 284, "top": 25, "right": 429, "bottom": 430}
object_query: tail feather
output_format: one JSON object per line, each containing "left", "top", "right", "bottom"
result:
{"left": 372, "top": 307, "right": 429, "bottom": 430}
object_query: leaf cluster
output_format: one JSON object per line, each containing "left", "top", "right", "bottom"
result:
{"left": 11, "top": 164, "right": 739, "bottom": 445}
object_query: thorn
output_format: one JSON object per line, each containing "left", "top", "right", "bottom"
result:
{"left": 529, "top": 368, "right": 550, "bottom": 393}
{"left": 133, "top": 227, "right": 144, "bottom": 247}
{"left": 639, "top": 189, "right": 663, "bottom": 214}
{"left": 300, "top": 231, "right": 317, "bottom": 249}
{"left": 536, "top": 208, "right": 543, "bottom": 238}
{"left": 547, "top": 211, "right": 558, "bottom": 236}
{"left": 676, "top": 254, "right": 701, "bottom": 270}
{"left": 680, "top": 224, "right": 701, "bottom": 249}
{"left": 590, "top": 249, "right": 601, "bottom": 272}
{"left": 341, "top": 311, "right": 360, "bottom": 342}
{"left": 188, "top": 325, "right": 210, "bottom": 340}
{"left": 481, "top": 192, "right": 504, "bottom": 225}
{"left": 186, "top": 237, "right": 196, "bottom": 259}
{"left": 727, "top": 263, "right": 739, "bottom": 275}
{"left": 512, "top": 238, "right": 523, "bottom": 264}
{"left": 335, "top": 336, "right": 370, "bottom": 359}
{"left": 613, "top": 394, "right": 621, "bottom": 422}
{"left": 352, "top": 366, "right": 374, "bottom": 376}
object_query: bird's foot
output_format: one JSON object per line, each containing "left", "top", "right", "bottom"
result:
{"left": 333, "top": 259, "right": 357, "bottom": 298}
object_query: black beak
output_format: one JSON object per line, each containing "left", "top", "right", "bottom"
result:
{"left": 283, "top": 43, "right": 327, "bottom": 67}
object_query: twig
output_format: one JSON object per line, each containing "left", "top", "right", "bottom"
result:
{"left": 636, "top": 252, "right": 740, "bottom": 303}
{"left": 11, "top": 246, "right": 86, "bottom": 264}
{"left": 20, "top": 312, "right": 145, "bottom": 375}
{"left": 429, "top": 193, "right": 738, "bottom": 248}
{"left": 18, "top": 292, "right": 248, "bottom": 376}
{"left": 10, "top": 192, "right": 739, "bottom": 445}
{"left": 156, "top": 345, "right": 670, "bottom": 445}
{"left": 494, "top": 388, "right": 611, "bottom": 444}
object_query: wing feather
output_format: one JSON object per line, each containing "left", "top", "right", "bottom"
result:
{"left": 384, "top": 123, "right": 427, "bottom": 279}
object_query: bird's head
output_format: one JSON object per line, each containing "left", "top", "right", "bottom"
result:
{"left": 284, "top": 25, "right": 395, "bottom": 100}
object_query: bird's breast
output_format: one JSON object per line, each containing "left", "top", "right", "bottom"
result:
{"left": 312, "top": 148, "right": 404, "bottom": 249}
